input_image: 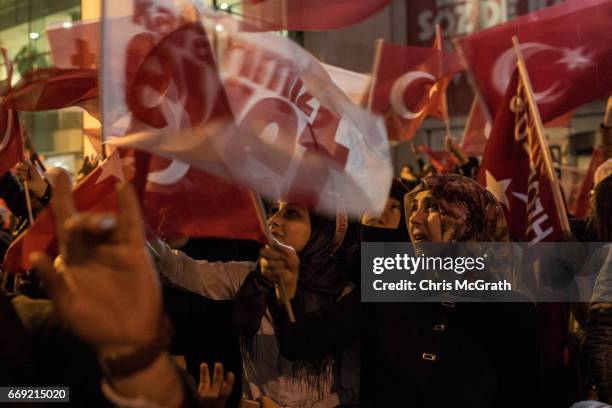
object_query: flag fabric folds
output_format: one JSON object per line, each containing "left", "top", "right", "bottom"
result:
{"left": 3, "top": 150, "right": 266, "bottom": 273}
{"left": 456, "top": 0, "right": 612, "bottom": 121}
{"left": 106, "top": 5, "right": 393, "bottom": 218}
{"left": 370, "top": 42, "right": 464, "bottom": 141}
{"left": 236, "top": 0, "right": 391, "bottom": 31}
{"left": 3, "top": 151, "right": 124, "bottom": 273}
{"left": 43, "top": 6, "right": 269, "bottom": 244}
{"left": 479, "top": 70, "right": 568, "bottom": 243}
{"left": 418, "top": 144, "right": 458, "bottom": 174}
{"left": 0, "top": 49, "right": 23, "bottom": 175}
{"left": 4, "top": 68, "right": 98, "bottom": 118}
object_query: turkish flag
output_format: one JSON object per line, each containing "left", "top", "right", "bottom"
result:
{"left": 2, "top": 151, "right": 123, "bottom": 273}
{"left": 418, "top": 144, "right": 458, "bottom": 174}
{"left": 460, "top": 98, "right": 491, "bottom": 157}
{"left": 370, "top": 42, "right": 464, "bottom": 141}
{"left": 456, "top": 0, "right": 612, "bottom": 121}
{"left": 138, "top": 153, "right": 266, "bottom": 242}
{"left": 479, "top": 71, "right": 566, "bottom": 243}
{"left": 3, "top": 150, "right": 266, "bottom": 273}
{"left": 237, "top": 0, "right": 391, "bottom": 31}
{"left": 0, "top": 49, "right": 23, "bottom": 175}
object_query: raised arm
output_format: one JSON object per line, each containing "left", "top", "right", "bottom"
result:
{"left": 149, "top": 237, "right": 255, "bottom": 300}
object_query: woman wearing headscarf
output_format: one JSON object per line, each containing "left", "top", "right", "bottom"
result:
{"left": 152, "top": 200, "right": 358, "bottom": 407}
{"left": 272, "top": 174, "right": 541, "bottom": 407}
{"left": 270, "top": 178, "right": 411, "bottom": 362}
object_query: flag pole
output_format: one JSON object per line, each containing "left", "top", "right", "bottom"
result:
{"left": 434, "top": 24, "right": 452, "bottom": 139}
{"left": 99, "top": 0, "right": 107, "bottom": 160}
{"left": 604, "top": 95, "right": 612, "bottom": 127}
{"left": 460, "top": 97, "right": 478, "bottom": 148}
{"left": 366, "top": 38, "right": 384, "bottom": 111}
{"left": 23, "top": 180, "right": 34, "bottom": 225}
{"left": 512, "top": 36, "right": 570, "bottom": 233}
{"left": 249, "top": 191, "right": 296, "bottom": 323}
{"left": 452, "top": 38, "right": 494, "bottom": 125}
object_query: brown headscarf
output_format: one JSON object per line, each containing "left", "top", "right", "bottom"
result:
{"left": 405, "top": 174, "right": 509, "bottom": 243}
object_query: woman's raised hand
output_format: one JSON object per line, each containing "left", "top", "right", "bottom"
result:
{"left": 259, "top": 240, "right": 299, "bottom": 302}
{"left": 15, "top": 159, "right": 48, "bottom": 198}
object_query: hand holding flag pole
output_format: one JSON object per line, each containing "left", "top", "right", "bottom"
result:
{"left": 249, "top": 191, "right": 296, "bottom": 323}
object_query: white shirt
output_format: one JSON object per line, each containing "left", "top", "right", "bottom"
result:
{"left": 153, "top": 241, "right": 359, "bottom": 408}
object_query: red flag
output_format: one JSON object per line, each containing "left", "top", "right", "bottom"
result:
{"left": 2, "top": 151, "right": 123, "bottom": 273}
{"left": 456, "top": 0, "right": 612, "bottom": 121}
{"left": 460, "top": 98, "right": 491, "bottom": 157}
{"left": 479, "top": 70, "right": 566, "bottom": 243}
{"left": 418, "top": 144, "right": 458, "bottom": 174}
{"left": 370, "top": 42, "right": 464, "bottom": 141}
{"left": 140, "top": 153, "right": 266, "bottom": 242}
{"left": 3, "top": 150, "right": 266, "bottom": 273}
{"left": 572, "top": 147, "right": 604, "bottom": 219}
{"left": 237, "top": 0, "right": 391, "bottom": 31}
{"left": 5, "top": 68, "right": 98, "bottom": 118}
{"left": 107, "top": 7, "right": 393, "bottom": 218}
{"left": 0, "top": 49, "right": 23, "bottom": 175}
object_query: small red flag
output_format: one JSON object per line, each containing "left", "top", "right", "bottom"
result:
{"left": 370, "top": 42, "right": 464, "bottom": 141}
{"left": 3, "top": 149, "right": 266, "bottom": 273}
{"left": 418, "top": 144, "right": 458, "bottom": 174}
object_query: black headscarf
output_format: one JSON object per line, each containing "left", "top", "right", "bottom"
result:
{"left": 232, "top": 209, "right": 349, "bottom": 334}
{"left": 360, "top": 178, "right": 410, "bottom": 243}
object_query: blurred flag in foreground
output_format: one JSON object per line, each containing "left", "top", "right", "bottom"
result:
{"left": 106, "top": 4, "right": 392, "bottom": 218}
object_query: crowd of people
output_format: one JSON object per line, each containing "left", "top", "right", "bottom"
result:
{"left": 0, "top": 130, "right": 611, "bottom": 408}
